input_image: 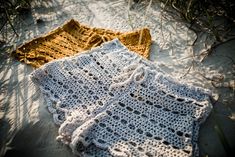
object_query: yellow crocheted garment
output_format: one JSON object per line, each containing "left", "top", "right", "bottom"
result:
{"left": 13, "top": 19, "right": 152, "bottom": 68}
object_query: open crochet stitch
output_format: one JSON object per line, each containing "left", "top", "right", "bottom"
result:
{"left": 13, "top": 19, "right": 151, "bottom": 68}
{"left": 30, "top": 39, "right": 212, "bottom": 157}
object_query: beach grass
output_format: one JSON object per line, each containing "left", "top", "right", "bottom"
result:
{"left": 156, "top": 0, "right": 235, "bottom": 42}
{"left": 0, "top": 0, "right": 32, "bottom": 37}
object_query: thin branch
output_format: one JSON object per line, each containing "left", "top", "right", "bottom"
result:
{"left": 4, "top": 7, "right": 19, "bottom": 37}
{"left": 180, "top": 60, "right": 194, "bottom": 78}
{"left": 177, "top": 37, "right": 235, "bottom": 62}
{"left": 200, "top": 37, "right": 235, "bottom": 62}
{"left": 160, "top": 0, "right": 169, "bottom": 49}
{"left": 127, "top": 0, "right": 134, "bottom": 30}
{"left": 138, "top": 0, "right": 152, "bottom": 45}
{"left": 0, "top": 19, "right": 7, "bottom": 33}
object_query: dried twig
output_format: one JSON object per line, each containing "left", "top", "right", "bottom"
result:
{"left": 127, "top": 0, "right": 134, "bottom": 30}
{"left": 200, "top": 37, "right": 235, "bottom": 62}
{"left": 180, "top": 60, "right": 194, "bottom": 78}
{"left": 4, "top": 7, "right": 19, "bottom": 37}
{"left": 0, "top": 19, "right": 7, "bottom": 33}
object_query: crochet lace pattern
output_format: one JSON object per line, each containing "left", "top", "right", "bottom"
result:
{"left": 30, "top": 39, "right": 212, "bottom": 157}
{"left": 13, "top": 19, "right": 151, "bottom": 67}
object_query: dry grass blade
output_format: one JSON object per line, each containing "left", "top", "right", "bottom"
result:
{"left": 157, "top": 0, "right": 235, "bottom": 55}
{"left": 0, "top": 0, "right": 32, "bottom": 38}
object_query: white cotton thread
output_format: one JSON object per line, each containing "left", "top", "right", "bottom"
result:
{"left": 30, "top": 39, "right": 212, "bottom": 157}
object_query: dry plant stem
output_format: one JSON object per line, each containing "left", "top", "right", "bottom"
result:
{"left": 200, "top": 37, "right": 235, "bottom": 62}
{"left": 0, "top": 20, "right": 7, "bottom": 34}
{"left": 171, "top": 0, "right": 181, "bottom": 14}
{"left": 169, "top": 32, "right": 174, "bottom": 55}
{"left": 188, "top": 23, "right": 199, "bottom": 46}
{"left": 127, "top": 0, "right": 134, "bottom": 30}
{"left": 180, "top": 60, "right": 194, "bottom": 78}
{"left": 138, "top": 0, "right": 152, "bottom": 46}
{"left": 196, "top": 72, "right": 218, "bottom": 82}
{"left": 177, "top": 36, "right": 235, "bottom": 62}
{"left": 4, "top": 7, "right": 19, "bottom": 37}
{"left": 160, "top": 0, "right": 169, "bottom": 49}
{"left": 210, "top": 37, "right": 235, "bottom": 51}
{"left": 186, "top": 0, "right": 193, "bottom": 18}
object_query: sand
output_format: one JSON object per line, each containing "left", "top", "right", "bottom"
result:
{"left": 0, "top": 0, "right": 234, "bottom": 157}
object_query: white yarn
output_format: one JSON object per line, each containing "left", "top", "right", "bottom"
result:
{"left": 30, "top": 39, "right": 212, "bottom": 157}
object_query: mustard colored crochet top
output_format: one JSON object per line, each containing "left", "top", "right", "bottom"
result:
{"left": 13, "top": 19, "right": 152, "bottom": 67}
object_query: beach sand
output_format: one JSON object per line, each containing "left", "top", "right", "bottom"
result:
{"left": 0, "top": 0, "right": 234, "bottom": 156}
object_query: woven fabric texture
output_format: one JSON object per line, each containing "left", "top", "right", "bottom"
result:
{"left": 13, "top": 19, "right": 151, "bottom": 67}
{"left": 30, "top": 39, "right": 212, "bottom": 157}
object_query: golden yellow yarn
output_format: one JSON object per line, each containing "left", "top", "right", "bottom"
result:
{"left": 13, "top": 19, "right": 152, "bottom": 68}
